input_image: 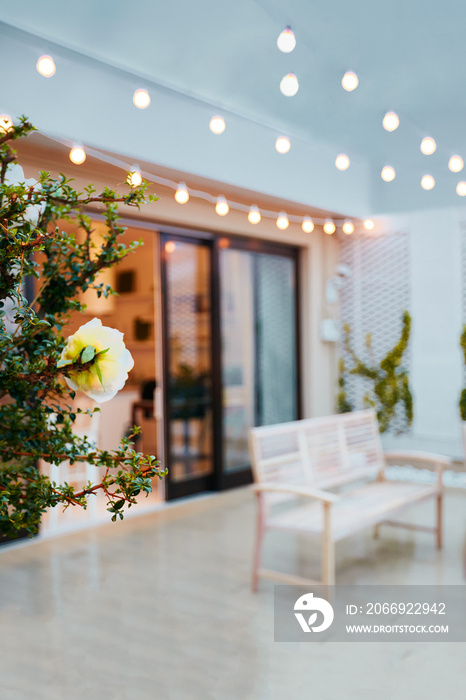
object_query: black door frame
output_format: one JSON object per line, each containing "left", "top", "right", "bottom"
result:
{"left": 160, "top": 227, "right": 301, "bottom": 499}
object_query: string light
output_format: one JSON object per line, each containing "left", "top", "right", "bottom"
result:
{"left": 275, "top": 136, "right": 291, "bottom": 154}
{"left": 0, "top": 114, "right": 13, "bottom": 133}
{"left": 449, "top": 156, "right": 464, "bottom": 173}
{"left": 381, "top": 166, "right": 396, "bottom": 182}
{"left": 276, "top": 212, "right": 289, "bottom": 230}
{"left": 165, "top": 241, "right": 176, "bottom": 254}
{"left": 383, "top": 112, "right": 399, "bottom": 132}
{"left": 36, "top": 55, "right": 56, "bottom": 77}
{"left": 47, "top": 132, "right": 374, "bottom": 231}
{"left": 215, "top": 195, "right": 229, "bottom": 216}
{"left": 248, "top": 205, "right": 261, "bottom": 224}
{"left": 456, "top": 182, "right": 466, "bottom": 196}
{"left": 335, "top": 154, "right": 350, "bottom": 171}
{"left": 342, "top": 220, "right": 355, "bottom": 235}
{"left": 323, "top": 220, "right": 336, "bottom": 235}
{"left": 420, "top": 137, "right": 436, "bottom": 155}
{"left": 69, "top": 146, "right": 86, "bottom": 165}
{"left": 364, "top": 219, "right": 375, "bottom": 230}
{"left": 280, "top": 73, "right": 299, "bottom": 97}
{"left": 218, "top": 238, "right": 230, "bottom": 248}
{"left": 209, "top": 116, "right": 226, "bottom": 134}
{"left": 133, "top": 89, "right": 150, "bottom": 109}
{"left": 341, "top": 71, "right": 358, "bottom": 91}
{"left": 175, "top": 182, "right": 189, "bottom": 204}
{"left": 302, "top": 217, "right": 314, "bottom": 233}
{"left": 127, "top": 167, "right": 142, "bottom": 187}
{"left": 277, "top": 26, "right": 296, "bottom": 53}
{"left": 421, "top": 175, "right": 435, "bottom": 190}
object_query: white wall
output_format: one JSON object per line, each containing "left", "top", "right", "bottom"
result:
{"left": 377, "top": 207, "right": 465, "bottom": 458}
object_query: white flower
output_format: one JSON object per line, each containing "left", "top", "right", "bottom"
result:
{"left": 58, "top": 318, "right": 134, "bottom": 403}
{"left": 3, "top": 163, "right": 46, "bottom": 226}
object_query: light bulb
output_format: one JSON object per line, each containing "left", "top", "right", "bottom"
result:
{"left": 276, "top": 212, "right": 289, "bottom": 230}
{"left": 275, "top": 136, "right": 291, "bottom": 154}
{"left": 341, "top": 71, "right": 358, "bottom": 91}
{"left": 0, "top": 114, "right": 13, "bottom": 133}
{"left": 218, "top": 238, "right": 230, "bottom": 248}
{"left": 280, "top": 73, "right": 299, "bottom": 97}
{"left": 323, "top": 220, "right": 336, "bottom": 235}
{"left": 449, "top": 155, "right": 464, "bottom": 173}
{"left": 248, "top": 205, "right": 261, "bottom": 224}
{"left": 127, "top": 168, "right": 142, "bottom": 187}
{"left": 277, "top": 26, "right": 296, "bottom": 53}
{"left": 133, "top": 89, "right": 150, "bottom": 109}
{"left": 335, "top": 154, "right": 350, "bottom": 171}
{"left": 342, "top": 220, "right": 355, "bottom": 235}
{"left": 215, "top": 195, "right": 229, "bottom": 216}
{"left": 383, "top": 112, "right": 399, "bottom": 132}
{"left": 420, "top": 137, "right": 436, "bottom": 155}
{"left": 175, "top": 183, "right": 189, "bottom": 204}
{"left": 421, "top": 175, "right": 435, "bottom": 191}
{"left": 456, "top": 181, "right": 466, "bottom": 196}
{"left": 69, "top": 146, "right": 86, "bottom": 165}
{"left": 36, "top": 55, "right": 56, "bottom": 77}
{"left": 363, "top": 219, "right": 375, "bottom": 230}
{"left": 209, "top": 116, "right": 226, "bottom": 134}
{"left": 165, "top": 241, "right": 176, "bottom": 254}
{"left": 302, "top": 217, "right": 314, "bottom": 233}
{"left": 381, "top": 166, "right": 396, "bottom": 182}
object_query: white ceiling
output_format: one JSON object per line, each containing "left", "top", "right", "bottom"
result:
{"left": 2, "top": 0, "right": 466, "bottom": 215}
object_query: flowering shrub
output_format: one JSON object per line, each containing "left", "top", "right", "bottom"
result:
{"left": 0, "top": 117, "right": 165, "bottom": 537}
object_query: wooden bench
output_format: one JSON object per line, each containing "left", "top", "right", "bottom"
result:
{"left": 249, "top": 409, "right": 451, "bottom": 589}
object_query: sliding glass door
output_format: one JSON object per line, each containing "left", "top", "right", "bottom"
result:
{"left": 161, "top": 232, "right": 299, "bottom": 498}
{"left": 220, "top": 244, "right": 298, "bottom": 482}
{"left": 162, "top": 235, "right": 216, "bottom": 499}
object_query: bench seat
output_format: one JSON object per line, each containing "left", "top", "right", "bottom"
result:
{"left": 267, "top": 481, "right": 439, "bottom": 540}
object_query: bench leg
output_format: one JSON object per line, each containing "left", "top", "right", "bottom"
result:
{"left": 322, "top": 502, "right": 335, "bottom": 585}
{"left": 436, "top": 493, "right": 443, "bottom": 550}
{"left": 252, "top": 493, "right": 265, "bottom": 592}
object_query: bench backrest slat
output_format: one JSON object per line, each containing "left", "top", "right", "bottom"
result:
{"left": 250, "top": 410, "right": 383, "bottom": 498}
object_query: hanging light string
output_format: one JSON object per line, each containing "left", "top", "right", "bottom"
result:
{"left": 41, "top": 132, "right": 365, "bottom": 230}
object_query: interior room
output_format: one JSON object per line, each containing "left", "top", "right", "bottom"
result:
{"left": 1, "top": 2, "right": 465, "bottom": 698}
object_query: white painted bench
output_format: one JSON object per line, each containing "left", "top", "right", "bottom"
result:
{"left": 249, "top": 409, "right": 451, "bottom": 589}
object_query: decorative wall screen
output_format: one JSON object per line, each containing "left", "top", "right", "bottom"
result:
{"left": 460, "top": 221, "right": 466, "bottom": 384}
{"left": 340, "top": 230, "right": 411, "bottom": 434}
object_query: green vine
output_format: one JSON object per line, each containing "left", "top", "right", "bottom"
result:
{"left": 337, "top": 357, "right": 353, "bottom": 413}
{"left": 339, "top": 310, "right": 413, "bottom": 433}
{"left": 459, "top": 326, "right": 466, "bottom": 420}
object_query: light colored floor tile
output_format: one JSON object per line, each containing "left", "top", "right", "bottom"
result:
{"left": 0, "top": 486, "right": 465, "bottom": 699}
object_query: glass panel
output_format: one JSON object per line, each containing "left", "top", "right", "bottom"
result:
{"left": 256, "top": 253, "right": 297, "bottom": 425}
{"left": 220, "top": 248, "right": 297, "bottom": 473}
{"left": 220, "top": 249, "right": 255, "bottom": 472}
{"left": 165, "top": 240, "right": 213, "bottom": 482}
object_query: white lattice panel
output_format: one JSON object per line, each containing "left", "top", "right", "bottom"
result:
{"left": 460, "top": 221, "right": 466, "bottom": 386}
{"left": 340, "top": 230, "right": 411, "bottom": 433}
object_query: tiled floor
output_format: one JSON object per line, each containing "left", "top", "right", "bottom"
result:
{"left": 0, "top": 486, "right": 465, "bottom": 700}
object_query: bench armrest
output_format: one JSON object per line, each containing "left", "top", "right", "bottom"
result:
{"left": 383, "top": 450, "right": 451, "bottom": 487}
{"left": 383, "top": 450, "right": 452, "bottom": 468}
{"left": 252, "top": 482, "right": 340, "bottom": 504}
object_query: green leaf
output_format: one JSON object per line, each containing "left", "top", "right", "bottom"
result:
{"left": 81, "top": 345, "right": 95, "bottom": 363}
{"left": 95, "top": 347, "right": 110, "bottom": 357}
{"left": 94, "top": 360, "right": 104, "bottom": 388}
